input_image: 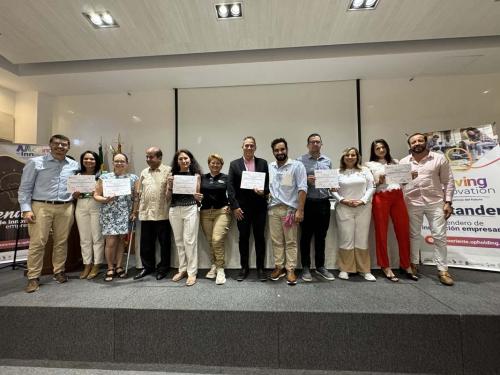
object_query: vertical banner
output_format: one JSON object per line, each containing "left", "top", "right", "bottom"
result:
{"left": 421, "top": 124, "right": 500, "bottom": 271}
{"left": 0, "top": 143, "right": 50, "bottom": 264}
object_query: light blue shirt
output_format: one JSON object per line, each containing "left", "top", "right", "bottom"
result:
{"left": 18, "top": 153, "right": 80, "bottom": 212}
{"left": 269, "top": 158, "right": 307, "bottom": 209}
{"left": 297, "top": 153, "right": 332, "bottom": 199}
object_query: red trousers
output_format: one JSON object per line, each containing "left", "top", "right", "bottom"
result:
{"left": 372, "top": 189, "right": 410, "bottom": 269}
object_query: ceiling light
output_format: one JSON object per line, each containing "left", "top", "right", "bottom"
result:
{"left": 83, "top": 11, "right": 119, "bottom": 28}
{"left": 348, "top": 0, "right": 380, "bottom": 11}
{"left": 230, "top": 4, "right": 241, "bottom": 16}
{"left": 89, "top": 13, "right": 103, "bottom": 26}
{"left": 482, "top": 90, "right": 490, "bottom": 94}
{"left": 216, "top": 3, "right": 243, "bottom": 20}
{"left": 101, "top": 12, "right": 114, "bottom": 25}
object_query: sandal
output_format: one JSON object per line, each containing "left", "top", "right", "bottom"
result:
{"left": 115, "top": 267, "right": 126, "bottom": 279}
{"left": 399, "top": 267, "right": 419, "bottom": 281}
{"left": 382, "top": 268, "right": 399, "bottom": 282}
{"left": 105, "top": 269, "right": 115, "bottom": 282}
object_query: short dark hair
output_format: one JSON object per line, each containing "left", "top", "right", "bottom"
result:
{"left": 271, "top": 138, "right": 288, "bottom": 150}
{"left": 307, "top": 133, "right": 321, "bottom": 143}
{"left": 369, "top": 139, "right": 394, "bottom": 163}
{"left": 49, "top": 134, "right": 70, "bottom": 145}
{"left": 243, "top": 136, "right": 256, "bottom": 145}
{"left": 79, "top": 150, "right": 102, "bottom": 174}
{"left": 171, "top": 149, "right": 202, "bottom": 175}
{"left": 407, "top": 133, "right": 428, "bottom": 146}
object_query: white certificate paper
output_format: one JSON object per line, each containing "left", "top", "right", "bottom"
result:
{"left": 314, "top": 169, "right": 339, "bottom": 189}
{"left": 67, "top": 175, "right": 96, "bottom": 193}
{"left": 385, "top": 164, "right": 412, "bottom": 184}
{"left": 103, "top": 177, "right": 131, "bottom": 197}
{"left": 173, "top": 175, "right": 197, "bottom": 194}
{"left": 240, "top": 171, "right": 265, "bottom": 190}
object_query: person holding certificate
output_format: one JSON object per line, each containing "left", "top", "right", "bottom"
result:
{"left": 400, "top": 133, "right": 455, "bottom": 286}
{"left": 200, "top": 154, "right": 231, "bottom": 285}
{"left": 227, "top": 136, "right": 270, "bottom": 281}
{"left": 166, "top": 149, "right": 202, "bottom": 286}
{"left": 333, "top": 147, "right": 376, "bottom": 281}
{"left": 365, "top": 139, "right": 416, "bottom": 282}
{"left": 94, "top": 153, "right": 139, "bottom": 282}
{"left": 74, "top": 151, "right": 104, "bottom": 280}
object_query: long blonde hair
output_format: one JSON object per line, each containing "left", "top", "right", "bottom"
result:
{"left": 339, "top": 147, "right": 362, "bottom": 171}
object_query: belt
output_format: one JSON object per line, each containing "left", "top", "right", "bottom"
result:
{"left": 32, "top": 199, "right": 71, "bottom": 205}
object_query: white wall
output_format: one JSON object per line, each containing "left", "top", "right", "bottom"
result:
{"left": 52, "top": 90, "right": 175, "bottom": 174}
{"left": 361, "top": 73, "right": 500, "bottom": 160}
{"left": 178, "top": 81, "right": 358, "bottom": 171}
{"left": 0, "top": 85, "right": 15, "bottom": 114}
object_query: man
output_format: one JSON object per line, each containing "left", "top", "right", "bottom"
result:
{"left": 227, "top": 136, "right": 269, "bottom": 281}
{"left": 18, "top": 134, "right": 80, "bottom": 293}
{"left": 400, "top": 133, "right": 455, "bottom": 286}
{"left": 268, "top": 138, "right": 307, "bottom": 285}
{"left": 297, "top": 133, "right": 335, "bottom": 282}
{"left": 134, "top": 147, "right": 172, "bottom": 280}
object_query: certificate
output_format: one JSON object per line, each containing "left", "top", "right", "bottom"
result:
{"left": 102, "top": 177, "right": 131, "bottom": 197}
{"left": 314, "top": 169, "right": 339, "bottom": 189}
{"left": 173, "top": 175, "right": 197, "bottom": 194}
{"left": 67, "top": 175, "right": 96, "bottom": 193}
{"left": 240, "top": 171, "right": 265, "bottom": 190}
{"left": 385, "top": 164, "right": 412, "bottom": 184}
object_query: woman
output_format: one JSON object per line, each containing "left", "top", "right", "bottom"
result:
{"left": 75, "top": 151, "right": 104, "bottom": 279}
{"left": 333, "top": 147, "right": 376, "bottom": 281}
{"left": 200, "top": 154, "right": 231, "bottom": 285}
{"left": 166, "top": 149, "right": 202, "bottom": 286}
{"left": 94, "top": 153, "right": 139, "bottom": 282}
{"left": 366, "top": 139, "right": 418, "bottom": 281}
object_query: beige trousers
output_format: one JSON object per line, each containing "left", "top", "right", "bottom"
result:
{"left": 27, "top": 201, "right": 75, "bottom": 279}
{"left": 200, "top": 208, "right": 231, "bottom": 268}
{"left": 75, "top": 198, "right": 104, "bottom": 265}
{"left": 268, "top": 205, "right": 298, "bottom": 271}
{"left": 169, "top": 205, "right": 199, "bottom": 276}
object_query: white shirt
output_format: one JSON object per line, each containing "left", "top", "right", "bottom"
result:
{"left": 333, "top": 166, "right": 375, "bottom": 204}
{"left": 365, "top": 160, "right": 402, "bottom": 193}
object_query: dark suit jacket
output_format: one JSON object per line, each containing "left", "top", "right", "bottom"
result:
{"left": 227, "top": 157, "right": 269, "bottom": 210}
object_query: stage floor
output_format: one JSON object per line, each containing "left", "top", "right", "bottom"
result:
{"left": 0, "top": 264, "right": 500, "bottom": 316}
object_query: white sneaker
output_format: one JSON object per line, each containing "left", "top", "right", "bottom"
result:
{"left": 338, "top": 271, "right": 349, "bottom": 280}
{"left": 215, "top": 268, "right": 226, "bottom": 285}
{"left": 206, "top": 264, "right": 217, "bottom": 279}
{"left": 361, "top": 272, "right": 376, "bottom": 282}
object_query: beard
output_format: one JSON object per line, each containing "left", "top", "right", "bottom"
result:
{"left": 411, "top": 144, "right": 426, "bottom": 154}
{"left": 275, "top": 153, "right": 287, "bottom": 162}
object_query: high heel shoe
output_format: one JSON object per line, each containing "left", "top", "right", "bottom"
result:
{"left": 399, "top": 267, "right": 418, "bottom": 281}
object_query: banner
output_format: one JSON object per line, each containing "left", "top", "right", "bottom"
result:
{"left": 0, "top": 143, "right": 50, "bottom": 264}
{"left": 421, "top": 124, "right": 500, "bottom": 271}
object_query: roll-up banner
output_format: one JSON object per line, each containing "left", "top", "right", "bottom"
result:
{"left": 421, "top": 124, "right": 500, "bottom": 271}
{"left": 0, "top": 143, "right": 50, "bottom": 264}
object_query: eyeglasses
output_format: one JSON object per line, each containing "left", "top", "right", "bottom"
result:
{"left": 308, "top": 141, "right": 322, "bottom": 145}
{"left": 51, "top": 142, "right": 69, "bottom": 148}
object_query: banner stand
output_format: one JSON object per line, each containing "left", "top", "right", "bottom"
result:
{"left": 0, "top": 188, "right": 26, "bottom": 271}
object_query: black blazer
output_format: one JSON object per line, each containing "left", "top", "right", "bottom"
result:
{"left": 227, "top": 157, "right": 269, "bottom": 210}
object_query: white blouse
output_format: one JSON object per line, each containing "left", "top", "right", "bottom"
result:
{"left": 365, "top": 160, "right": 402, "bottom": 193}
{"left": 333, "top": 166, "right": 375, "bottom": 204}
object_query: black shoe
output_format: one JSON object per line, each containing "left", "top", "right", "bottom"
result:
{"left": 156, "top": 270, "right": 168, "bottom": 280}
{"left": 236, "top": 268, "right": 249, "bottom": 281}
{"left": 133, "top": 269, "right": 152, "bottom": 280}
{"left": 257, "top": 268, "right": 267, "bottom": 282}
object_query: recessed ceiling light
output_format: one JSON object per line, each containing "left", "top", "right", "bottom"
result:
{"left": 482, "top": 90, "right": 490, "bottom": 94}
{"left": 348, "top": 0, "right": 380, "bottom": 11}
{"left": 215, "top": 3, "right": 243, "bottom": 20}
{"left": 83, "top": 11, "right": 119, "bottom": 28}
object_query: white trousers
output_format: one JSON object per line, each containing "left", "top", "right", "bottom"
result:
{"left": 407, "top": 202, "right": 448, "bottom": 271}
{"left": 169, "top": 205, "right": 199, "bottom": 276}
{"left": 335, "top": 203, "right": 372, "bottom": 250}
{"left": 75, "top": 198, "right": 104, "bottom": 265}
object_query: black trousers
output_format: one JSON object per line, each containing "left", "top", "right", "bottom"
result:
{"left": 139, "top": 220, "right": 171, "bottom": 272}
{"left": 300, "top": 199, "right": 331, "bottom": 269}
{"left": 236, "top": 205, "right": 267, "bottom": 270}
